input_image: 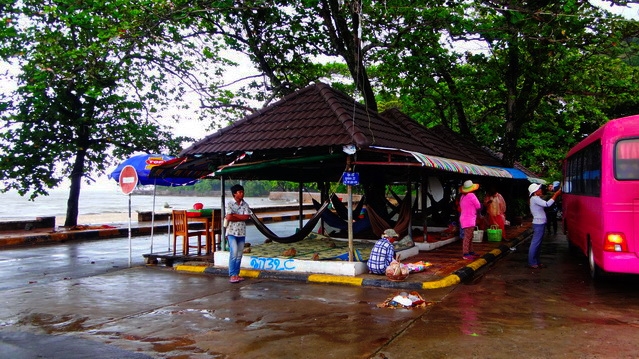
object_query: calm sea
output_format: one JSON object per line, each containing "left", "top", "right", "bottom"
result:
{"left": 0, "top": 188, "right": 290, "bottom": 220}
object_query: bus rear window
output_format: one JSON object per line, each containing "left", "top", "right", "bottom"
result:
{"left": 615, "top": 139, "right": 639, "bottom": 180}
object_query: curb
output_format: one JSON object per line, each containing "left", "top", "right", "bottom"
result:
{"left": 0, "top": 213, "right": 313, "bottom": 249}
{"left": 174, "top": 229, "right": 532, "bottom": 290}
{"left": 0, "top": 226, "right": 160, "bottom": 247}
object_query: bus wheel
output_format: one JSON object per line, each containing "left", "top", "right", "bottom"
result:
{"left": 588, "top": 242, "right": 604, "bottom": 280}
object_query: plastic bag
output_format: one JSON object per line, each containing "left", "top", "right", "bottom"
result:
{"left": 386, "top": 260, "right": 409, "bottom": 281}
{"left": 406, "top": 261, "right": 432, "bottom": 273}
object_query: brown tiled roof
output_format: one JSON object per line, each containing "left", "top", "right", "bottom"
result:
{"left": 428, "top": 125, "right": 506, "bottom": 167}
{"left": 181, "top": 82, "right": 429, "bottom": 160}
{"left": 159, "top": 83, "right": 514, "bottom": 182}
{"left": 380, "top": 109, "right": 484, "bottom": 163}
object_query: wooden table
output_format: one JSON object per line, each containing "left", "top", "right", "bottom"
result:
{"left": 187, "top": 209, "right": 221, "bottom": 255}
{"left": 187, "top": 216, "right": 212, "bottom": 255}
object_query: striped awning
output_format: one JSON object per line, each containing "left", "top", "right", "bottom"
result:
{"left": 372, "top": 147, "right": 513, "bottom": 178}
{"left": 411, "top": 153, "right": 512, "bottom": 178}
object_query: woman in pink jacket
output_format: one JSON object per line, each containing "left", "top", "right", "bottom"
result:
{"left": 459, "top": 180, "right": 482, "bottom": 260}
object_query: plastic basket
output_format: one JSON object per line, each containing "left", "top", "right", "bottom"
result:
{"left": 472, "top": 227, "right": 484, "bottom": 243}
{"left": 487, "top": 225, "right": 502, "bottom": 242}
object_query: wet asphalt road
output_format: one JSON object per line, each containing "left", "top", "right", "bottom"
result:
{"left": 0, "top": 222, "right": 302, "bottom": 292}
{"left": 3, "top": 225, "right": 639, "bottom": 358}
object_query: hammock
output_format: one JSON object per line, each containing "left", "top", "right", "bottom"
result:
{"left": 249, "top": 200, "right": 331, "bottom": 244}
{"left": 330, "top": 194, "right": 366, "bottom": 220}
{"left": 312, "top": 198, "right": 371, "bottom": 234}
{"left": 385, "top": 189, "right": 403, "bottom": 219}
{"left": 366, "top": 195, "right": 413, "bottom": 238}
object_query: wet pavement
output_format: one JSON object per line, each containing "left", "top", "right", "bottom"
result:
{"left": 1, "top": 267, "right": 445, "bottom": 358}
{"left": 0, "top": 218, "right": 534, "bottom": 358}
{"left": 5, "top": 222, "right": 639, "bottom": 358}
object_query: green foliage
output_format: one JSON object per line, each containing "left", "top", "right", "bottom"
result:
{"left": 0, "top": 0, "right": 222, "bottom": 225}
{"left": 370, "top": 1, "right": 639, "bottom": 177}
{"left": 2, "top": 0, "right": 639, "bottom": 225}
{"left": 179, "top": 0, "right": 639, "bottom": 181}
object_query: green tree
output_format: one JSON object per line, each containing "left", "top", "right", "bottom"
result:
{"left": 471, "top": 1, "right": 639, "bottom": 166}
{"left": 176, "top": 0, "right": 386, "bottom": 111}
{"left": 0, "top": 0, "right": 220, "bottom": 226}
{"left": 374, "top": 0, "right": 639, "bottom": 173}
{"left": 171, "top": 0, "right": 639, "bottom": 180}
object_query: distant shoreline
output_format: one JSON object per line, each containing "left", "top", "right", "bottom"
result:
{"left": 130, "top": 189, "right": 223, "bottom": 196}
{"left": 57, "top": 213, "right": 136, "bottom": 226}
{"left": 12, "top": 192, "right": 361, "bottom": 226}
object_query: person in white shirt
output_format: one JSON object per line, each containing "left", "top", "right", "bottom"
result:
{"left": 225, "top": 184, "right": 251, "bottom": 283}
{"left": 527, "top": 183, "right": 562, "bottom": 269}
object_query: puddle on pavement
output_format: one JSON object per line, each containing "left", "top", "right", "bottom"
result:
{"left": 16, "top": 312, "right": 89, "bottom": 333}
{"left": 147, "top": 308, "right": 231, "bottom": 321}
{"left": 150, "top": 336, "right": 199, "bottom": 353}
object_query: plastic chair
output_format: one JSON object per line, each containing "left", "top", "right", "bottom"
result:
{"left": 172, "top": 210, "right": 207, "bottom": 255}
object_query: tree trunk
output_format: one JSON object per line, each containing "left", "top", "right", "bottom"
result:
{"left": 502, "top": 11, "right": 520, "bottom": 167}
{"left": 320, "top": 0, "right": 377, "bottom": 112}
{"left": 438, "top": 66, "right": 470, "bottom": 137}
{"left": 64, "top": 149, "right": 87, "bottom": 227}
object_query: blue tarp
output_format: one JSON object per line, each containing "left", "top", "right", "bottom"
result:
{"left": 489, "top": 167, "right": 546, "bottom": 184}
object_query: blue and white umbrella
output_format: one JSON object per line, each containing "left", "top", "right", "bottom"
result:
{"left": 109, "top": 154, "right": 197, "bottom": 254}
{"left": 109, "top": 153, "right": 195, "bottom": 187}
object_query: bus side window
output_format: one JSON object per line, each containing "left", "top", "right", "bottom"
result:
{"left": 616, "top": 139, "right": 639, "bottom": 180}
{"left": 616, "top": 159, "right": 639, "bottom": 180}
{"left": 563, "top": 180, "right": 572, "bottom": 193}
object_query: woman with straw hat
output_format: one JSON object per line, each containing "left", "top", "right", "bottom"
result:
{"left": 459, "top": 180, "right": 482, "bottom": 260}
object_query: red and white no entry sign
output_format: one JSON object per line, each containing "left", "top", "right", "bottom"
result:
{"left": 118, "top": 165, "right": 139, "bottom": 195}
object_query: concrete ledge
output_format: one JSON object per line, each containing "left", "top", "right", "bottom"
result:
{"left": 0, "top": 226, "right": 170, "bottom": 248}
{"left": 415, "top": 236, "right": 459, "bottom": 251}
{"left": 137, "top": 212, "right": 171, "bottom": 222}
{"left": 0, "top": 216, "right": 55, "bottom": 231}
{"left": 212, "top": 251, "right": 367, "bottom": 276}
{"left": 212, "top": 245, "right": 419, "bottom": 276}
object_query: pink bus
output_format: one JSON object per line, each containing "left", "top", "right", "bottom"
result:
{"left": 562, "top": 114, "right": 639, "bottom": 279}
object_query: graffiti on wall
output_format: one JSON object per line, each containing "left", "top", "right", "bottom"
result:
{"left": 249, "top": 256, "right": 296, "bottom": 271}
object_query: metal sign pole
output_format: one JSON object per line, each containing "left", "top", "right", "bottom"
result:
{"left": 119, "top": 165, "right": 138, "bottom": 268}
{"left": 128, "top": 193, "right": 132, "bottom": 268}
{"left": 150, "top": 180, "right": 156, "bottom": 253}
{"left": 347, "top": 184, "right": 353, "bottom": 262}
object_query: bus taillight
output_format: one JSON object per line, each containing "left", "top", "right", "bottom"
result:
{"left": 603, "top": 233, "right": 628, "bottom": 252}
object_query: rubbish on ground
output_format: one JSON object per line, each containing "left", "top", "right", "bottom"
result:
{"left": 282, "top": 247, "right": 297, "bottom": 256}
{"left": 405, "top": 261, "right": 432, "bottom": 273}
{"left": 377, "top": 291, "right": 430, "bottom": 309}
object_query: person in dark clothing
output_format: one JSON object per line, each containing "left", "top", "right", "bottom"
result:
{"left": 544, "top": 181, "right": 560, "bottom": 235}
